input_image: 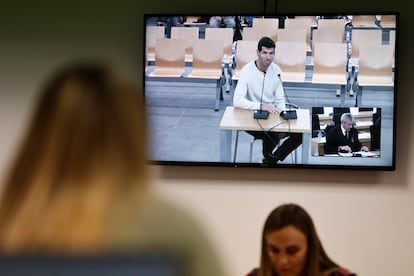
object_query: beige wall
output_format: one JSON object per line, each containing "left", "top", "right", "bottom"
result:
{"left": 1, "top": 1, "right": 413, "bottom": 275}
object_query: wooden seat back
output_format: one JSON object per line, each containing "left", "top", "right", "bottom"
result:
{"left": 312, "top": 42, "right": 348, "bottom": 84}
{"left": 317, "top": 18, "right": 346, "bottom": 41}
{"left": 379, "top": 15, "right": 396, "bottom": 28}
{"left": 293, "top": 16, "right": 317, "bottom": 27}
{"left": 243, "top": 18, "right": 279, "bottom": 42}
{"left": 170, "top": 26, "right": 199, "bottom": 62}
{"left": 242, "top": 27, "right": 277, "bottom": 43}
{"left": 146, "top": 26, "right": 165, "bottom": 62}
{"left": 149, "top": 38, "right": 186, "bottom": 77}
{"left": 350, "top": 29, "right": 382, "bottom": 61}
{"left": 284, "top": 18, "right": 313, "bottom": 50}
{"left": 252, "top": 17, "right": 279, "bottom": 30}
{"left": 190, "top": 39, "right": 223, "bottom": 77}
{"left": 312, "top": 28, "right": 344, "bottom": 44}
{"left": 276, "top": 28, "right": 307, "bottom": 43}
{"left": 358, "top": 44, "right": 394, "bottom": 85}
{"left": 205, "top": 27, "right": 234, "bottom": 62}
{"left": 351, "top": 15, "right": 377, "bottom": 28}
{"left": 275, "top": 41, "right": 307, "bottom": 82}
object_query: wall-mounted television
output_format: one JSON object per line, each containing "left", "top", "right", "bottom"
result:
{"left": 144, "top": 13, "right": 398, "bottom": 170}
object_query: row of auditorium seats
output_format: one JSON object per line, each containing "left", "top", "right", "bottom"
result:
{"left": 145, "top": 16, "right": 396, "bottom": 111}
{"left": 146, "top": 37, "right": 225, "bottom": 111}
{"left": 146, "top": 26, "right": 233, "bottom": 63}
{"left": 146, "top": 16, "right": 396, "bottom": 63}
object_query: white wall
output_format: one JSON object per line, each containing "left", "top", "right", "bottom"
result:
{"left": 153, "top": 167, "right": 414, "bottom": 275}
{"left": 1, "top": 1, "right": 413, "bottom": 275}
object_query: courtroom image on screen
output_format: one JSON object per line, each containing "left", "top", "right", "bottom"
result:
{"left": 144, "top": 14, "right": 397, "bottom": 170}
{"left": 310, "top": 107, "right": 381, "bottom": 158}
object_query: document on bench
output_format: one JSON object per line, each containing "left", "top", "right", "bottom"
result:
{"left": 338, "top": 151, "right": 379, "bottom": 157}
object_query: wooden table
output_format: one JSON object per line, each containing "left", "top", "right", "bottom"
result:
{"left": 219, "top": 106, "right": 311, "bottom": 164}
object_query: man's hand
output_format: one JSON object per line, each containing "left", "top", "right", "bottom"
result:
{"left": 338, "top": 145, "right": 352, "bottom": 153}
{"left": 262, "top": 104, "right": 280, "bottom": 114}
{"left": 361, "top": 145, "right": 369, "bottom": 152}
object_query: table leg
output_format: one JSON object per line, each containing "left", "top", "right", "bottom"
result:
{"left": 301, "top": 132, "right": 310, "bottom": 164}
{"left": 220, "top": 129, "right": 232, "bottom": 162}
{"left": 215, "top": 78, "right": 221, "bottom": 111}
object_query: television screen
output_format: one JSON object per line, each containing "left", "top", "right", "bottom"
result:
{"left": 144, "top": 13, "right": 398, "bottom": 170}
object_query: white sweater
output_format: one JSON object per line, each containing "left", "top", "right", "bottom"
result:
{"left": 233, "top": 61, "right": 286, "bottom": 111}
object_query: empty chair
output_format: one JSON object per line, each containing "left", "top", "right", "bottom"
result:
{"left": 187, "top": 39, "right": 223, "bottom": 79}
{"left": 317, "top": 18, "right": 347, "bottom": 30}
{"left": 252, "top": 17, "right": 279, "bottom": 30}
{"left": 145, "top": 26, "right": 165, "bottom": 63}
{"left": 205, "top": 27, "right": 234, "bottom": 64}
{"left": 242, "top": 27, "right": 278, "bottom": 42}
{"left": 241, "top": 27, "right": 264, "bottom": 41}
{"left": 294, "top": 16, "right": 318, "bottom": 28}
{"left": 187, "top": 39, "right": 224, "bottom": 111}
{"left": 379, "top": 15, "right": 396, "bottom": 28}
{"left": 276, "top": 28, "right": 307, "bottom": 43}
{"left": 310, "top": 29, "right": 346, "bottom": 66}
{"left": 351, "top": 15, "right": 377, "bottom": 28}
{"left": 274, "top": 41, "right": 307, "bottom": 83}
{"left": 355, "top": 44, "right": 394, "bottom": 87}
{"left": 311, "top": 42, "right": 349, "bottom": 96}
{"left": 354, "top": 44, "right": 394, "bottom": 106}
{"left": 317, "top": 18, "right": 346, "bottom": 41}
{"left": 312, "top": 28, "right": 344, "bottom": 44}
{"left": 148, "top": 38, "right": 186, "bottom": 77}
{"left": 170, "top": 26, "right": 199, "bottom": 62}
{"left": 243, "top": 18, "right": 278, "bottom": 42}
{"left": 205, "top": 27, "right": 235, "bottom": 92}
{"left": 284, "top": 17, "right": 313, "bottom": 50}
{"left": 350, "top": 29, "right": 382, "bottom": 66}
{"left": 311, "top": 29, "right": 345, "bottom": 65}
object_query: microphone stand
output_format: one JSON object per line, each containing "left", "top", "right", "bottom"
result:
{"left": 278, "top": 74, "right": 297, "bottom": 120}
{"left": 253, "top": 71, "right": 269, "bottom": 119}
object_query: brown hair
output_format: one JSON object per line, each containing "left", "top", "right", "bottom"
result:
{"left": 0, "top": 62, "right": 150, "bottom": 254}
{"left": 258, "top": 203, "right": 340, "bottom": 276}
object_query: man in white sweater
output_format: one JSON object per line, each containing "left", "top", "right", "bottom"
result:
{"left": 233, "top": 36, "right": 302, "bottom": 164}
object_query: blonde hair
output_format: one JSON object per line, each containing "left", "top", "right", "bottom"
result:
{"left": 0, "top": 62, "right": 150, "bottom": 254}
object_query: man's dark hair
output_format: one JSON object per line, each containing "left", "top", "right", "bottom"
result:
{"left": 257, "top": 36, "right": 275, "bottom": 51}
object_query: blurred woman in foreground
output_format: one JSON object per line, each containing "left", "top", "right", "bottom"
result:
{"left": 0, "top": 62, "right": 225, "bottom": 276}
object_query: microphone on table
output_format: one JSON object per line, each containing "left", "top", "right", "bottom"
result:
{"left": 253, "top": 71, "right": 269, "bottom": 119}
{"left": 278, "top": 73, "right": 297, "bottom": 120}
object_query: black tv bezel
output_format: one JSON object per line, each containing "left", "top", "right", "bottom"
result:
{"left": 143, "top": 12, "right": 398, "bottom": 171}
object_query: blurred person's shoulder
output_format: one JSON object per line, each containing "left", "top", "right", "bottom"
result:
{"left": 108, "top": 193, "right": 207, "bottom": 249}
{"left": 107, "top": 192, "right": 227, "bottom": 276}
